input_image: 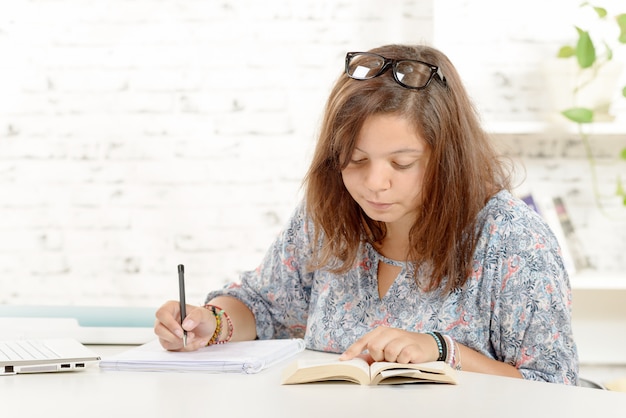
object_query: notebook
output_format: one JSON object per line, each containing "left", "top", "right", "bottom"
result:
{"left": 99, "top": 338, "right": 306, "bottom": 374}
{"left": 0, "top": 338, "right": 101, "bottom": 375}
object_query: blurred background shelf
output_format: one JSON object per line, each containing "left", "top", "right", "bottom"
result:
{"left": 570, "top": 271, "right": 626, "bottom": 365}
{"left": 571, "top": 271, "right": 626, "bottom": 290}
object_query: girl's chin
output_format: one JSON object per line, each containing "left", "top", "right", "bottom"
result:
{"left": 361, "top": 210, "right": 396, "bottom": 223}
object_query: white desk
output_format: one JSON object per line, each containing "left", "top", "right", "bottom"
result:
{"left": 2, "top": 346, "right": 625, "bottom": 417}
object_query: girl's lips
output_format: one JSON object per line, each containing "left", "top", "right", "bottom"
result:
{"left": 367, "top": 200, "right": 392, "bottom": 210}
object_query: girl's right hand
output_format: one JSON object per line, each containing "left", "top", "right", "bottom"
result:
{"left": 154, "top": 300, "right": 216, "bottom": 351}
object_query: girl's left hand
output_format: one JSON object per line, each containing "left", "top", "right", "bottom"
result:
{"left": 339, "top": 326, "right": 439, "bottom": 364}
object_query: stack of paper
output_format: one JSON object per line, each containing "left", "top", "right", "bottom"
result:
{"left": 99, "top": 338, "right": 306, "bottom": 374}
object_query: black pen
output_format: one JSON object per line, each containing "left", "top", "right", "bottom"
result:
{"left": 178, "top": 264, "right": 187, "bottom": 347}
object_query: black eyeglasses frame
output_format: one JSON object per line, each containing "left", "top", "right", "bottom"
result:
{"left": 345, "top": 51, "right": 447, "bottom": 90}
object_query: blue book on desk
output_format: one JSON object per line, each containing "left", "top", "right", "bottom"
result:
{"left": 0, "top": 305, "right": 156, "bottom": 345}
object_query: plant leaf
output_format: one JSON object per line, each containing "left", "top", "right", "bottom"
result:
{"left": 617, "top": 14, "right": 626, "bottom": 44}
{"left": 575, "top": 27, "right": 596, "bottom": 68}
{"left": 602, "top": 40, "right": 613, "bottom": 60}
{"left": 592, "top": 6, "right": 608, "bottom": 19}
{"left": 620, "top": 148, "right": 626, "bottom": 160}
{"left": 623, "top": 85, "right": 626, "bottom": 98}
{"left": 557, "top": 45, "right": 575, "bottom": 58}
{"left": 562, "top": 108, "right": 594, "bottom": 123}
{"left": 616, "top": 176, "right": 626, "bottom": 205}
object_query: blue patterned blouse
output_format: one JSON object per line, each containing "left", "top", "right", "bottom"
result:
{"left": 206, "top": 190, "right": 579, "bottom": 384}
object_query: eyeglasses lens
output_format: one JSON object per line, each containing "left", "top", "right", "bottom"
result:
{"left": 347, "top": 54, "right": 385, "bottom": 79}
{"left": 347, "top": 53, "right": 436, "bottom": 89}
{"left": 394, "top": 61, "right": 433, "bottom": 88}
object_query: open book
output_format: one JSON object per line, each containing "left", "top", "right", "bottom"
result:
{"left": 99, "top": 338, "right": 305, "bottom": 374}
{"left": 281, "top": 356, "right": 458, "bottom": 385}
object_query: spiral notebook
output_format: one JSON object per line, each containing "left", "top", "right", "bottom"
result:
{"left": 99, "top": 338, "right": 306, "bottom": 374}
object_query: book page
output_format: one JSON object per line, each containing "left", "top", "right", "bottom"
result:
{"left": 281, "top": 356, "right": 371, "bottom": 385}
{"left": 369, "top": 361, "right": 457, "bottom": 385}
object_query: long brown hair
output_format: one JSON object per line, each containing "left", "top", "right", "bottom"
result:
{"left": 303, "top": 44, "right": 511, "bottom": 292}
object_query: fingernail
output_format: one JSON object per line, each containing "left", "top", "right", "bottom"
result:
{"left": 182, "top": 319, "right": 194, "bottom": 329}
{"left": 174, "top": 329, "right": 183, "bottom": 338}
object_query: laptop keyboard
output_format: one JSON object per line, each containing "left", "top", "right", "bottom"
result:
{"left": 0, "top": 340, "right": 58, "bottom": 361}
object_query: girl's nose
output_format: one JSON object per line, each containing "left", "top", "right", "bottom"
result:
{"left": 364, "top": 163, "right": 392, "bottom": 192}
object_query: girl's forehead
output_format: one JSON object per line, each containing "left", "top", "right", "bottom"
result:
{"left": 354, "top": 114, "right": 428, "bottom": 153}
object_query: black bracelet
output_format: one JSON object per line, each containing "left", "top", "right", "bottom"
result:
{"left": 427, "top": 331, "right": 446, "bottom": 362}
{"left": 433, "top": 332, "right": 447, "bottom": 362}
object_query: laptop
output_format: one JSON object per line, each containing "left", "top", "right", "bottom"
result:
{"left": 0, "top": 338, "right": 100, "bottom": 375}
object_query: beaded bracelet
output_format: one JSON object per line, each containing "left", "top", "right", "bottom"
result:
{"left": 453, "top": 341, "right": 462, "bottom": 370}
{"left": 426, "top": 331, "right": 446, "bottom": 362}
{"left": 443, "top": 334, "right": 455, "bottom": 366}
{"left": 442, "top": 334, "right": 462, "bottom": 370}
{"left": 205, "top": 304, "right": 234, "bottom": 345}
{"left": 207, "top": 306, "right": 222, "bottom": 345}
{"left": 433, "top": 331, "right": 447, "bottom": 362}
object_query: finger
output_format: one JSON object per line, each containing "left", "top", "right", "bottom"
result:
{"left": 358, "top": 352, "right": 375, "bottom": 364}
{"left": 154, "top": 301, "right": 185, "bottom": 339}
{"left": 387, "top": 333, "right": 432, "bottom": 364}
{"left": 339, "top": 334, "right": 372, "bottom": 360}
{"left": 155, "top": 324, "right": 205, "bottom": 352}
{"left": 182, "top": 305, "right": 216, "bottom": 342}
{"left": 184, "top": 333, "right": 213, "bottom": 351}
{"left": 395, "top": 346, "right": 415, "bottom": 364}
{"left": 357, "top": 328, "right": 399, "bottom": 362}
{"left": 364, "top": 339, "right": 387, "bottom": 362}
{"left": 381, "top": 330, "right": 419, "bottom": 362}
{"left": 155, "top": 321, "right": 184, "bottom": 351}
{"left": 180, "top": 305, "right": 203, "bottom": 332}
{"left": 378, "top": 339, "right": 403, "bottom": 363}
{"left": 340, "top": 326, "right": 393, "bottom": 360}
{"left": 154, "top": 319, "right": 178, "bottom": 342}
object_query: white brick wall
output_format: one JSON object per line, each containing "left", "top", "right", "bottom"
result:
{"left": 0, "top": 0, "right": 624, "bottom": 308}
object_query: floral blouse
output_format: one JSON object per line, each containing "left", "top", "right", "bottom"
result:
{"left": 206, "top": 190, "right": 579, "bottom": 385}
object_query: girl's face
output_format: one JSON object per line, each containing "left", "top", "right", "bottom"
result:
{"left": 341, "top": 113, "right": 430, "bottom": 232}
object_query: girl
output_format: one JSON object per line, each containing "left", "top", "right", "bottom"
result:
{"left": 154, "top": 44, "right": 578, "bottom": 385}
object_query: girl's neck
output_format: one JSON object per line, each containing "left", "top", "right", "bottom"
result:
{"left": 376, "top": 225, "right": 411, "bottom": 262}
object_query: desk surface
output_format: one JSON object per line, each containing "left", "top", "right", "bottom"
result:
{"left": 2, "top": 345, "right": 625, "bottom": 417}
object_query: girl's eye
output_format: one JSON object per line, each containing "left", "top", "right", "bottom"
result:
{"left": 393, "top": 161, "right": 415, "bottom": 169}
{"left": 349, "top": 158, "right": 367, "bottom": 165}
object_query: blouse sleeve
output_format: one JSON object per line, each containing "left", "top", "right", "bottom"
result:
{"left": 479, "top": 199, "right": 579, "bottom": 385}
{"left": 205, "top": 202, "right": 315, "bottom": 340}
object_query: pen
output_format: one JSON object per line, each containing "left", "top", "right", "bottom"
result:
{"left": 178, "top": 264, "right": 187, "bottom": 347}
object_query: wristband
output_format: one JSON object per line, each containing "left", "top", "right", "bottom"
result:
{"left": 205, "top": 304, "right": 233, "bottom": 345}
{"left": 426, "top": 331, "right": 446, "bottom": 362}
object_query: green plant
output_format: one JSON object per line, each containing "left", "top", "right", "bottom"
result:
{"left": 557, "top": 2, "right": 626, "bottom": 122}
{"left": 556, "top": 2, "right": 626, "bottom": 208}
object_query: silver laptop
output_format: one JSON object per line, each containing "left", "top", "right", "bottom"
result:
{"left": 0, "top": 338, "right": 100, "bottom": 375}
